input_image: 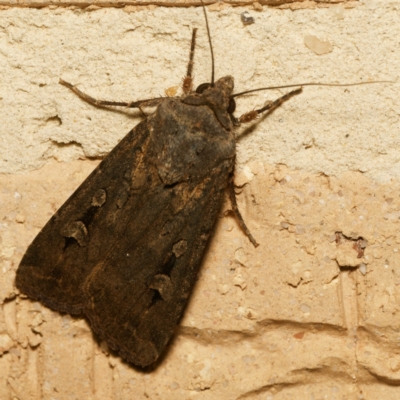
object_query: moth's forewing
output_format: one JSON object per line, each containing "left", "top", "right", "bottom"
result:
{"left": 16, "top": 86, "right": 236, "bottom": 367}
{"left": 16, "top": 117, "right": 151, "bottom": 314}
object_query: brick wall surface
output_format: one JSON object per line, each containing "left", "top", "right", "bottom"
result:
{"left": 1, "top": 2, "right": 400, "bottom": 399}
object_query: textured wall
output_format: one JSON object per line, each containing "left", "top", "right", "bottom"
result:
{"left": 1, "top": 2, "right": 400, "bottom": 399}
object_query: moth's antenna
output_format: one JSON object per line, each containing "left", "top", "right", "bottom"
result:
{"left": 200, "top": 0, "right": 215, "bottom": 86}
{"left": 232, "top": 81, "right": 393, "bottom": 98}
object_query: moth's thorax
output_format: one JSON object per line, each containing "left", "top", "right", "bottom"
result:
{"left": 147, "top": 84, "right": 236, "bottom": 186}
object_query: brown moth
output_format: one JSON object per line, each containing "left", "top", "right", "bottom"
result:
{"left": 15, "top": 4, "right": 384, "bottom": 367}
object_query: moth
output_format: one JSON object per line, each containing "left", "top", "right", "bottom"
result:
{"left": 15, "top": 5, "right": 380, "bottom": 367}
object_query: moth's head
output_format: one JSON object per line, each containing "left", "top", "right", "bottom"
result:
{"left": 213, "top": 76, "right": 234, "bottom": 94}
{"left": 195, "top": 76, "right": 236, "bottom": 114}
{"left": 195, "top": 76, "right": 233, "bottom": 95}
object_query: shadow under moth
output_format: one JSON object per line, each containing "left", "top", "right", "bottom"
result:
{"left": 15, "top": 4, "right": 383, "bottom": 368}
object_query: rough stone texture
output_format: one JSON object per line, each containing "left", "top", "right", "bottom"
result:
{"left": 1, "top": 2, "right": 400, "bottom": 399}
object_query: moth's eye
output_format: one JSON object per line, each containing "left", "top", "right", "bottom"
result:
{"left": 228, "top": 98, "right": 236, "bottom": 114}
{"left": 196, "top": 83, "right": 211, "bottom": 94}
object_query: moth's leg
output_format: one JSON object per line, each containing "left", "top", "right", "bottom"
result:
{"left": 59, "top": 79, "right": 165, "bottom": 109}
{"left": 138, "top": 105, "right": 147, "bottom": 118}
{"left": 238, "top": 87, "right": 302, "bottom": 124}
{"left": 228, "top": 177, "right": 259, "bottom": 247}
{"left": 182, "top": 28, "right": 198, "bottom": 94}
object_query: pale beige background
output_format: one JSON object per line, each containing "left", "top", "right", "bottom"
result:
{"left": 1, "top": 1, "right": 400, "bottom": 399}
